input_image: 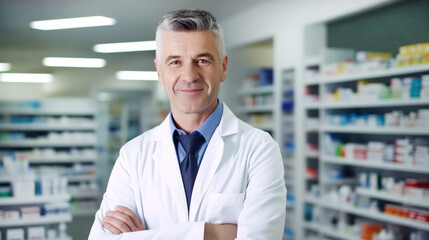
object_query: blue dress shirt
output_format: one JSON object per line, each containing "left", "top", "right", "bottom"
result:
{"left": 169, "top": 101, "right": 223, "bottom": 166}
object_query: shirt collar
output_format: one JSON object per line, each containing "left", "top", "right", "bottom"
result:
{"left": 169, "top": 101, "right": 223, "bottom": 142}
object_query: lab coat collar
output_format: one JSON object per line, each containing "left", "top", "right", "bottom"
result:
{"left": 151, "top": 102, "right": 238, "bottom": 141}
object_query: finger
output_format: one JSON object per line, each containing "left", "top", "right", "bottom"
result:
{"left": 106, "top": 209, "right": 141, "bottom": 232}
{"left": 103, "top": 221, "right": 122, "bottom": 234}
{"left": 103, "top": 215, "right": 132, "bottom": 233}
{"left": 115, "top": 206, "right": 145, "bottom": 230}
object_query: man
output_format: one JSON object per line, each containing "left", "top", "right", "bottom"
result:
{"left": 89, "top": 9, "right": 286, "bottom": 240}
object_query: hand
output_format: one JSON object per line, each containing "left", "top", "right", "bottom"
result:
{"left": 204, "top": 223, "right": 237, "bottom": 240}
{"left": 103, "top": 205, "right": 145, "bottom": 234}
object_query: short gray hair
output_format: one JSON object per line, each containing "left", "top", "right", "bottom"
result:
{"left": 155, "top": 9, "right": 225, "bottom": 63}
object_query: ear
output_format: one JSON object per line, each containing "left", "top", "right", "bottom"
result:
{"left": 220, "top": 55, "right": 228, "bottom": 82}
{"left": 154, "top": 58, "right": 163, "bottom": 85}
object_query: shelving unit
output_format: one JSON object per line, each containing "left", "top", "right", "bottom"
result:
{"left": 231, "top": 39, "right": 298, "bottom": 240}
{"left": 0, "top": 99, "right": 100, "bottom": 236}
{"left": 302, "top": 61, "right": 429, "bottom": 238}
{"left": 305, "top": 195, "right": 429, "bottom": 232}
{"left": 238, "top": 85, "right": 274, "bottom": 132}
{"left": 0, "top": 195, "right": 71, "bottom": 205}
{"left": 0, "top": 184, "right": 72, "bottom": 239}
{"left": 282, "top": 68, "right": 297, "bottom": 240}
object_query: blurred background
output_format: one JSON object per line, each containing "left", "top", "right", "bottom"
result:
{"left": 0, "top": 0, "right": 428, "bottom": 239}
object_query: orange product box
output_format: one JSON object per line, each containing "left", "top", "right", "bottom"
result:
{"left": 361, "top": 223, "right": 383, "bottom": 240}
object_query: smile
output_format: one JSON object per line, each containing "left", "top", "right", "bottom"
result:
{"left": 180, "top": 89, "right": 203, "bottom": 94}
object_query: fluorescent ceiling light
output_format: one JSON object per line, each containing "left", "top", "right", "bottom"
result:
{"left": 116, "top": 71, "right": 158, "bottom": 81}
{"left": 30, "top": 16, "right": 116, "bottom": 30}
{"left": 94, "top": 41, "right": 156, "bottom": 53}
{"left": 0, "top": 63, "right": 11, "bottom": 72}
{"left": 43, "top": 57, "right": 106, "bottom": 68}
{"left": 0, "top": 73, "right": 53, "bottom": 83}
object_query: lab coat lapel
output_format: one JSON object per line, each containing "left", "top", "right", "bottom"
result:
{"left": 189, "top": 130, "right": 223, "bottom": 219}
{"left": 189, "top": 104, "right": 238, "bottom": 220}
{"left": 151, "top": 116, "right": 188, "bottom": 221}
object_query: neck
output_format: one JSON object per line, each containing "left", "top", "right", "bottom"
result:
{"left": 172, "top": 102, "right": 217, "bottom": 134}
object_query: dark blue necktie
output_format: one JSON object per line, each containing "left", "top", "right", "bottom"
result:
{"left": 175, "top": 131, "right": 205, "bottom": 210}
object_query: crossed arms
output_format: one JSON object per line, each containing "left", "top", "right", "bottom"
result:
{"left": 103, "top": 206, "right": 237, "bottom": 240}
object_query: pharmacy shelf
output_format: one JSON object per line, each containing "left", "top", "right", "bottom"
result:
{"left": 49, "top": 237, "right": 72, "bottom": 240}
{"left": 239, "top": 105, "right": 274, "bottom": 113}
{"left": 0, "top": 140, "right": 97, "bottom": 147}
{"left": 67, "top": 175, "right": 97, "bottom": 182}
{"left": 0, "top": 123, "right": 96, "bottom": 131}
{"left": 305, "top": 196, "right": 429, "bottom": 231}
{"left": 303, "top": 222, "right": 359, "bottom": 240}
{"left": 28, "top": 156, "right": 97, "bottom": 164}
{"left": 303, "top": 102, "right": 321, "bottom": 110}
{"left": 0, "top": 194, "right": 71, "bottom": 206}
{"left": 356, "top": 188, "right": 429, "bottom": 208}
{"left": 304, "top": 56, "right": 321, "bottom": 68}
{"left": 239, "top": 85, "right": 274, "bottom": 95}
{"left": 0, "top": 214, "right": 72, "bottom": 227}
{"left": 0, "top": 109, "right": 95, "bottom": 116}
{"left": 321, "top": 178, "right": 356, "bottom": 185}
{"left": 305, "top": 63, "right": 429, "bottom": 85}
{"left": 305, "top": 151, "right": 319, "bottom": 158}
{"left": 320, "top": 125, "right": 429, "bottom": 135}
{"left": 310, "top": 98, "right": 429, "bottom": 109}
{"left": 321, "top": 155, "right": 429, "bottom": 174}
{"left": 69, "top": 191, "right": 99, "bottom": 199}
{"left": 71, "top": 208, "right": 97, "bottom": 217}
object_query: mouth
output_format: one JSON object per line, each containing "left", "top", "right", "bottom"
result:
{"left": 180, "top": 88, "right": 203, "bottom": 94}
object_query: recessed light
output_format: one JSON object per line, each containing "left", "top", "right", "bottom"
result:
{"left": 0, "top": 63, "right": 11, "bottom": 72}
{"left": 30, "top": 16, "right": 116, "bottom": 30}
{"left": 116, "top": 71, "right": 158, "bottom": 81}
{"left": 43, "top": 57, "right": 106, "bottom": 68}
{"left": 94, "top": 41, "right": 156, "bottom": 53}
{"left": 0, "top": 73, "right": 53, "bottom": 83}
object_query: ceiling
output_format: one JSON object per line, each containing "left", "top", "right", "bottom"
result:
{"left": 0, "top": 0, "right": 274, "bottom": 73}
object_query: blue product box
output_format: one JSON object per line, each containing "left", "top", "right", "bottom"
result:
{"left": 259, "top": 68, "right": 273, "bottom": 86}
{"left": 282, "top": 101, "right": 294, "bottom": 113}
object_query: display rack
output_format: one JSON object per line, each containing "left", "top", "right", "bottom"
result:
{"left": 0, "top": 177, "right": 72, "bottom": 239}
{"left": 282, "top": 68, "right": 296, "bottom": 240}
{"left": 0, "top": 99, "right": 100, "bottom": 223}
{"left": 302, "top": 61, "right": 429, "bottom": 239}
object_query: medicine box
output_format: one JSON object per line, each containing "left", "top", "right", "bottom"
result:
{"left": 7, "top": 228, "right": 24, "bottom": 240}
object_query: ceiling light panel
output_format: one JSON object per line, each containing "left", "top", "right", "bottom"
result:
{"left": 43, "top": 57, "right": 106, "bottom": 68}
{"left": 0, "top": 63, "right": 11, "bottom": 72}
{"left": 0, "top": 73, "right": 53, "bottom": 83}
{"left": 116, "top": 71, "right": 158, "bottom": 81}
{"left": 94, "top": 41, "right": 156, "bottom": 53}
{"left": 30, "top": 16, "right": 116, "bottom": 30}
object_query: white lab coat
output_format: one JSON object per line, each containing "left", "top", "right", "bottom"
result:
{"left": 89, "top": 104, "right": 286, "bottom": 240}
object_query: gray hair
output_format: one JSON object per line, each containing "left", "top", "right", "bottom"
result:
{"left": 155, "top": 9, "right": 225, "bottom": 63}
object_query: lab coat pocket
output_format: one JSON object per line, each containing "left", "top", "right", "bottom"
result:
{"left": 205, "top": 193, "right": 244, "bottom": 224}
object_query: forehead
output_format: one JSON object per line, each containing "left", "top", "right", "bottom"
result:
{"left": 161, "top": 31, "right": 219, "bottom": 58}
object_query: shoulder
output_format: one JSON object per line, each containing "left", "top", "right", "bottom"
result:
{"left": 236, "top": 118, "right": 276, "bottom": 145}
{"left": 123, "top": 125, "right": 159, "bottom": 147}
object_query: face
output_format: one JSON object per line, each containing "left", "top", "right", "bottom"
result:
{"left": 154, "top": 31, "right": 228, "bottom": 118}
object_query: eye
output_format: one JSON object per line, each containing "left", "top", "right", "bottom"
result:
{"left": 197, "top": 59, "right": 210, "bottom": 64}
{"left": 168, "top": 60, "right": 180, "bottom": 66}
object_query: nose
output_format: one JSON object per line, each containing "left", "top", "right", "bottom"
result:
{"left": 181, "top": 61, "right": 199, "bottom": 83}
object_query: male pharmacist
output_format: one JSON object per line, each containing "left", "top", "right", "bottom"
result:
{"left": 89, "top": 9, "right": 286, "bottom": 240}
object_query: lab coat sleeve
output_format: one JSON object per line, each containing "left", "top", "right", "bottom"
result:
{"left": 88, "top": 146, "right": 205, "bottom": 240}
{"left": 236, "top": 133, "right": 287, "bottom": 240}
